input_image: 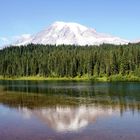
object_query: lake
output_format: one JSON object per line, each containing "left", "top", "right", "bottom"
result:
{"left": 0, "top": 80, "right": 140, "bottom": 140}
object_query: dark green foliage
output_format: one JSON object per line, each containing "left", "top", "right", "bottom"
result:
{"left": 0, "top": 43, "right": 140, "bottom": 78}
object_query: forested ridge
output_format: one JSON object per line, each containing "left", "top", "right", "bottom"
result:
{"left": 0, "top": 43, "right": 140, "bottom": 79}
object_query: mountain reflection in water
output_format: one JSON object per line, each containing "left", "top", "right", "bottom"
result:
{"left": 0, "top": 81, "right": 140, "bottom": 140}
{"left": 18, "top": 106, "right": 115, "bottom": 132}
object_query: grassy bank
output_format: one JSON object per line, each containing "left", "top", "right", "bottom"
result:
{"left": 0, "top": 75, "right": 91, "bottom": 81}
{"left": 0, "top": 75, "right": 140, "bottom": 82}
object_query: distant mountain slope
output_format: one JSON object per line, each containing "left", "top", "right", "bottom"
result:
{"left": 15, "top": 21, "right": 129, "bottom": 46}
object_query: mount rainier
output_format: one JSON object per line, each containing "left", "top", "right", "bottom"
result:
{"left": 15, "top": 21, "right": 129, "bottom": 46}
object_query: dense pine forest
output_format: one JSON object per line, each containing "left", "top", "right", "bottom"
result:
{"left": 0, "top": 43, "right": 140, "bottom": 80}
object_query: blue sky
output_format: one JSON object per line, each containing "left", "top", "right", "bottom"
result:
{"left": 0, "top": 0, "right": 140, "bottom": 46}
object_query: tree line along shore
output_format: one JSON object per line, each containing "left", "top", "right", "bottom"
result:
{"left": 0, "top": 43, "right": 140, "bottom": 81}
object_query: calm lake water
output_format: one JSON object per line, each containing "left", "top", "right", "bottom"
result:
{"left": 0, "top": 80, "right": 140, "bottom": 140}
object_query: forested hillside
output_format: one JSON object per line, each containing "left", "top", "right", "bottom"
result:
{"left": 0, "top": 43, "right": 140, "bottom": 79}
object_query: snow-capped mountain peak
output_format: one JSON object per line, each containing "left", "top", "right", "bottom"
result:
{"left": 15, "top": 21, "right": 129, "bottom": 46}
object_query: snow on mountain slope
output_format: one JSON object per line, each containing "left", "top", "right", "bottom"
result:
{"left": 15, "top": 21, "right": 129, "bottom": 46}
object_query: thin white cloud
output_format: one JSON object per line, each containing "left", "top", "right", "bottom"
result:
{"left": 132, "top": 38, "right": 140, "bottom": 43}
{"left": 0, "top": 37, "right": 10, "bottom": 49}
{"left": 0, "top": 37, "right": 9, "bottom": 43}
{"left": 0, "top": 34, "right": 31, "bottom": 48}
{"left": 12, "top": 34, "right": 31, "bottom": 42}
{"left": 13, "top": 34, "right": 31, "bottom": 40}
{"left": 12, "top": 34, "right": 32, "bottom": 46}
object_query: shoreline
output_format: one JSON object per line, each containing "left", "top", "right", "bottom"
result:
{"left": 0, "top": 75, "right": 140, "bottom": 82}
